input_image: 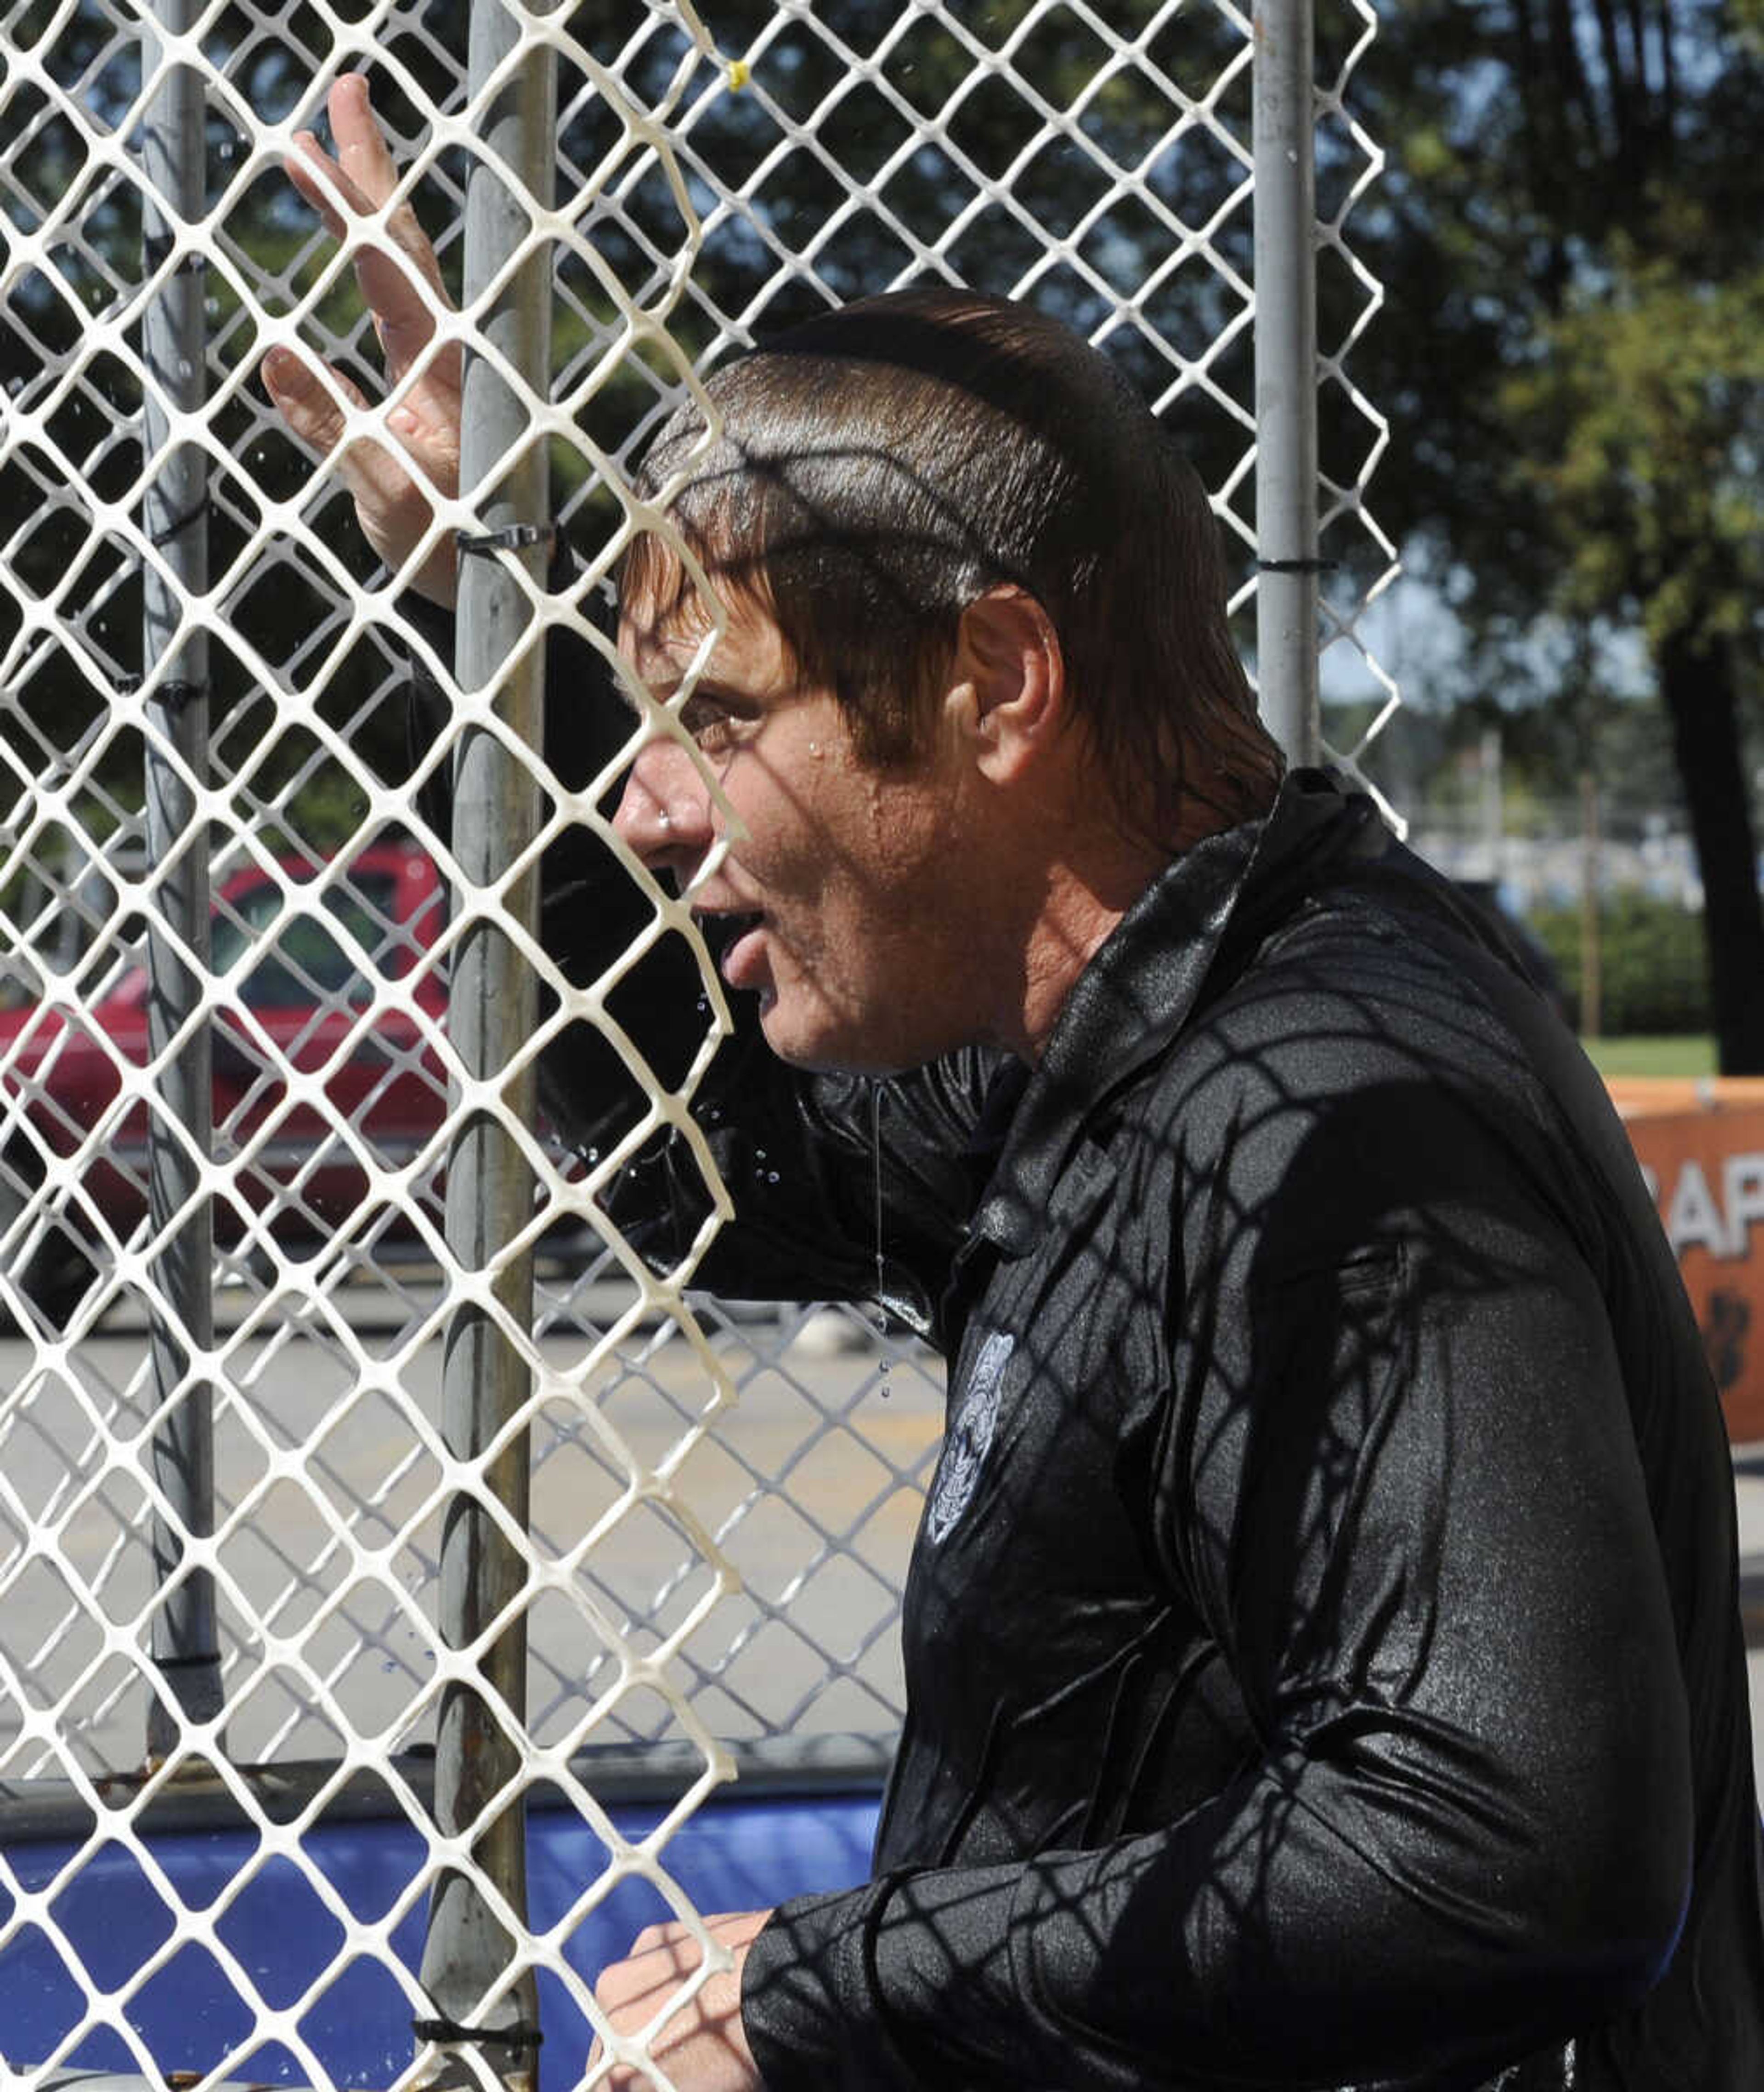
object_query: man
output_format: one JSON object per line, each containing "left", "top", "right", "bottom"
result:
{"left": 268, "top": 77, "right": 1764, "bottom": 2090}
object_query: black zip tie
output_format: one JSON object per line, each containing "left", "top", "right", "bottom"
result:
{"left": 143, "top": 680, "right": 207, "bottom": 713}
{"left": 150, "top": 491, "right": 214, "bottom": 546}
{"left": 456, "top": 522, "right": 557, "bottom": 557}
{"left": 1256, "top": 556, "right": 1338, "bottom": 573}
{"left": 412, "top": 2016, "right": 543, "bottom": 2051}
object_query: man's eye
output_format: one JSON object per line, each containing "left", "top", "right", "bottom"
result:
{"left": 680, "top": 698, "right": 741, "bottom": 753}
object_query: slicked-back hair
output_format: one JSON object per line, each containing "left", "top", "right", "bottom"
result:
{"left": 621, "top": 288, "right": 1283, "bottom": 846}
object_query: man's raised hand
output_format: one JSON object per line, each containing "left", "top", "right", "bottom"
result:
{"left": 260, "top": 73, "right": 463, "bottom": 606}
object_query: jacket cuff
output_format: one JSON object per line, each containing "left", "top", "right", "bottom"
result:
{"left": 741, "top": 1864, "right": 1046, "bottom": 2090}
{"left": 741, "top": 1881, "right": 898, "bottom": 2090}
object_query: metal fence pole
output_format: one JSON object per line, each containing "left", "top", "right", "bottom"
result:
{"left": 141, "top": 0, "right": 221, "bottom": 1764}
{"left": 417, "top": 1, "right": 554, "bottom": 2075}
{"left": 1252, "top": 0, "right": 1322, "bottom": 767}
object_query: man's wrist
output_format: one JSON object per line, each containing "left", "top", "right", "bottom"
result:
{"left": 739, "top": 1882, "right": 894, "bottom": 2091}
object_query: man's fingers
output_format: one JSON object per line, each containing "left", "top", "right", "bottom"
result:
{"left": 284, "top": 134, "right": 354, "bottom": 242}
{"left": 328, "top": 72, "right": 400, "bottom": 210}
{"left": 285, "top": 129, "right": 441, "bottom": 354}
{"left": 629, "top": 1920, "right": 694, "bottom": 1958}
{"left": 267, "top": 79, "right": 463, "bottom": 607}
{"left": 326, "top": 74, "right": 449, "bottom": 303}
{"left": 356, "top": 255, "right": 451, "bottom": 389}
{"left": 260, "top": 345, "right": 367, "bottom": 457}
{"left": 590, "top": 1925, "right": 761, "bottom": 2092}
{"left": 260, "top": 346, "right": 394, "bottom": 503}
{"left": 285, "top": 89, "right": 451, "bottom": 387}
{"left": 261, "top": 346, "right": 444, "bottom": 532}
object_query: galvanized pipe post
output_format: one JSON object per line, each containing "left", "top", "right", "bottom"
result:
{"left": 1252, "top": 0, "right": 1322, "bottom": 766}
{"left": 418, "top": 0, "right": 554, "bottom": 2076}
{"left": 141, "top": 0, "right": 221, "bottom": 1763}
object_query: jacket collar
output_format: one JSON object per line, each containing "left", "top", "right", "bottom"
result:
{"left": 969, "top": 768, "right": 1389, "bottom": 1258}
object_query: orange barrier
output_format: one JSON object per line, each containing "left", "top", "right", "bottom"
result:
{"left": 1607, "top": 1078, "right": 1764, "bottom": 1446}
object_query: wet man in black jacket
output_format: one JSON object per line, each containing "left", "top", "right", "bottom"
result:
{"left": 266, "top": 75, "right": 1764, "bottom": 2091}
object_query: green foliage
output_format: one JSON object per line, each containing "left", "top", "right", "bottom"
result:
{"left": 1498, "top": 242, "right": 1764, "bottom": 656}
{"left": 1350, "top": 0, "right": 1764, "bottom": 658}
{"left": 1529, "top": 890, "right": 1711, "bottom": 1036}
{"left": 1346, "top": 0, "right": 1764, "bottom": 1066}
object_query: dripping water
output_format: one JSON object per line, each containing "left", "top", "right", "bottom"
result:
{"left": 870, "top": 1082, "right": 891, "bottom": 1385}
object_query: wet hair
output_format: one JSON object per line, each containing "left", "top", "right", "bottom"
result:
{"left": 620, "top": 288, "right": 1283, "bottom": 844}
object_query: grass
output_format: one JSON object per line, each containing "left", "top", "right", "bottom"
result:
{"left": 1582, "top": 1034, "right": 1716, "bottom": 1079}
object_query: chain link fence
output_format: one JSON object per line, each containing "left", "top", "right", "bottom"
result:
{"left": 0, "top": 0, "right": 1397, "bottom": 2081}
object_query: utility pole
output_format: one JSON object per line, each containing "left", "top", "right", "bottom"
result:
{"left": 141, "top": 0, "right": 221, "bottom": 1767}
{"left": 1252, "top": 0, "right": 1321, "bottom": 765}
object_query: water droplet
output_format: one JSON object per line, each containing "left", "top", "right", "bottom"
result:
{"left": 871, "top": 1084, "right": 887, "bottom": 1326}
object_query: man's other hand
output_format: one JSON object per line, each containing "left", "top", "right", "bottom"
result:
{"left": 260, "top": 72, "right": 463, "bottom": 606}
{"left": 591, "top": 1909, "right": 770, "bottom": 2089}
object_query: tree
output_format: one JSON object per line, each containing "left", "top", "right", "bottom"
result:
{"left": 1346, "top": 0, "right": 1764, "bottom": 1067}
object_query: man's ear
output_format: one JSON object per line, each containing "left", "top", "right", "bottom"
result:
{"left": 948, "top": 586, "right": 1067, "bottom": 782}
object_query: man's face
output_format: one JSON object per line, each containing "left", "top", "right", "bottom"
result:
{"left": 614, "top": 588, "right": 980, "bottom": 1072}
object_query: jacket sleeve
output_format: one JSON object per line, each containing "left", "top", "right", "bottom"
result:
{"left": 740, "top": 1059, "right": 1695, "bottom": 2089}
{"left": 398, "top": 582, "right": 1003, "bottom": 1321}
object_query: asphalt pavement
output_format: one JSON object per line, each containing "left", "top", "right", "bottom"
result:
{"left": 0, "top": 1286, "right": 944, "bottom": 1786}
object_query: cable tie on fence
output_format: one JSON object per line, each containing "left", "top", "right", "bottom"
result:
{"left": 150, "top": 491, "right": 215, "bottom": 546}
{"left": 1256, "top": 556, "right": 1338, "bottom": 574}
{"left": 456, "top": 522, "right": 557, "bottom": 557}
{"left": 413, "top": 2016, "right": 544, "bottom": 2052}
{"left": 143, "top": 679, "right": 208, "bottom": 714}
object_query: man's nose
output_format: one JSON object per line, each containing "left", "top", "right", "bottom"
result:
{"left": 612, "top": 733, "right": 713, "bottom": 866}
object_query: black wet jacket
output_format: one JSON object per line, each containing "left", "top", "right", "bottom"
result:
{"left": 409, "top": 624, "right": 1764, "bottom": 2088}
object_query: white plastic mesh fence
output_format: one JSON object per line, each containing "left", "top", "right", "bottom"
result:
{"left": 0, "top": 0, "right": 1396, "bottom": 2081}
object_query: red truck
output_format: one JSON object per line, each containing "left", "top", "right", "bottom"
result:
{"left": 0, "top": 838, "right": 450, "bottom": 1329}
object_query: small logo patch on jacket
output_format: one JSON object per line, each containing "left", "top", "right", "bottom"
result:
{"left": 927, "top": 1329, "right": 1012, "bottom": 1543}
